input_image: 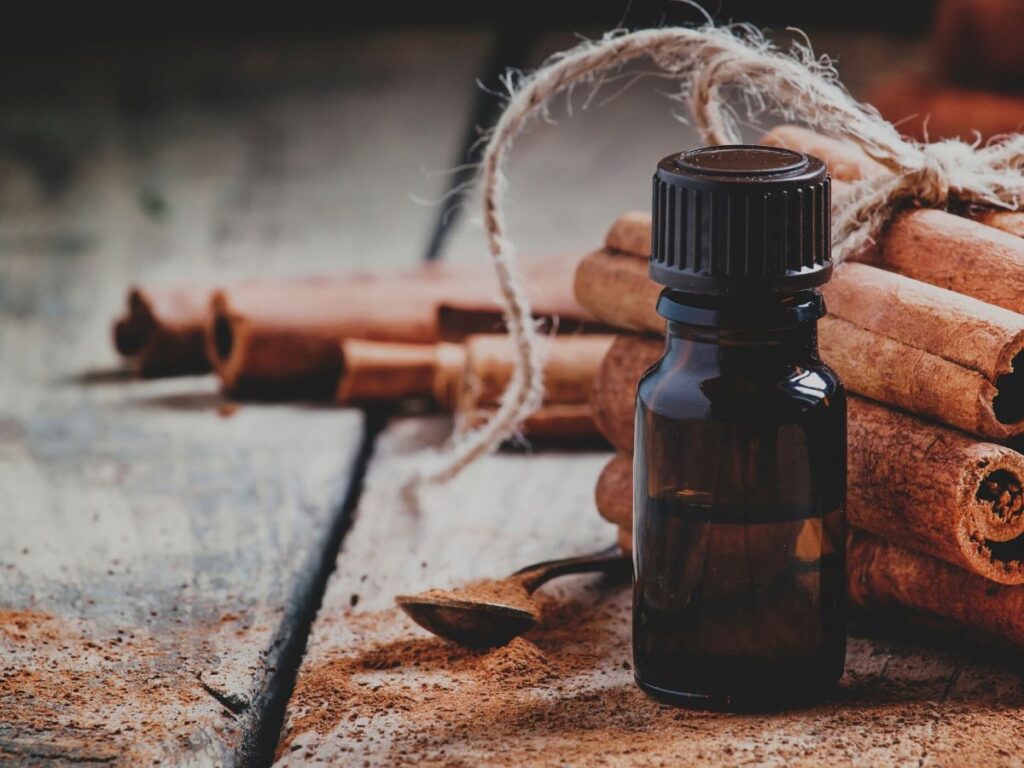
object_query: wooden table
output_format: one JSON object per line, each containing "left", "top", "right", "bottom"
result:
{"left": 2, "top": 27, "right": 1022, "bottom": 767}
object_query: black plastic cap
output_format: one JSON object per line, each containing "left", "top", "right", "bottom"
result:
{"left": 649, "top": 145, "right": 832, "bottom": 295}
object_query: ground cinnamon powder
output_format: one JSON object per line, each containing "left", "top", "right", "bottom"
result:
{"left": 410, "top": 576, "right": 540, "bottom": 616}
{"left": 277, "top": 580, "right": 1019, "bottom": 766}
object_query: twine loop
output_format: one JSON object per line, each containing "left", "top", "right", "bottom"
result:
{"left": 406, "top": 24, "right": 1024, "bottom": 493}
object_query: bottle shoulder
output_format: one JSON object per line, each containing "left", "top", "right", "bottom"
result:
{"left": 638, "top": 353, "right": 845, "bottom": 422}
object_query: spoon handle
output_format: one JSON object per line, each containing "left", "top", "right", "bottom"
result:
{"left": 512, "top": 543, "right": 631, "bottom": 593}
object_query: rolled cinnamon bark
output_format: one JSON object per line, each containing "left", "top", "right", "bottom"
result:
{"left": 576, "top": 245, "right": 1024, "bottom": 438}
{"left": 208, "top": 260, "right": 593, "bottom": 399}
{"left": 849, "top": 530, "right": 1024, "bottom": 648}
{"left": 823, "top": 262, "right": 1024, "bottom": 439}
{"left": 335, "top": 334, "right": 612, "bottom": 438}
{"left": 975, "top": 210, "right": 1024, "bottom": 239}
{"left": 605, "top": 211, "right": 653, "bottom": 257}
{"left": 455, "top": 335, "right": 615, "bottom": 441}
{"left": 436, "top": 258, "right": 605, "bottom": 340}
{"left": 590, "top": 335, "right": 660, "bottom": 454}
{"left": 573, "top": 250, "right": 662, "bottom": 336}
{"left": 461, "top": 334, "right": 614, "bottom": 409}
{"left": 876, "top": 210, "right": 1024, "bottom": 315}
{"left": 849, "top": 397, "right": 1024, "bottom": 584}
{"left": 595, "top": 453, "right": 632, "bottom": 529}
{"left": 336, "top": 340, "right": 463, "bottom": 405}
{"left": 208, "top": 276, "right": 442, "bottom": 399}
{"left": 113, "top": 285, "right": 212, "bottom": 376}
{"left": 760, "top": 124, "right": 1024, "bottom": 241}
{"left": 591, "top": 333, "right": 1024, "bottom": 584}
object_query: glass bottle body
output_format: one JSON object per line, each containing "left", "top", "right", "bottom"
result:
{"left": 633, "top": 291, "right": 847, "bottom": 710}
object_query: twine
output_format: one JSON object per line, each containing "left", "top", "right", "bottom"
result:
{"left": 406, "top": 23, "right": 1024, "bottom": 492}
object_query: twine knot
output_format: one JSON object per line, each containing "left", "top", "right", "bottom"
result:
{"left": 913, "top": 140, "right": 983, "bottom": 206}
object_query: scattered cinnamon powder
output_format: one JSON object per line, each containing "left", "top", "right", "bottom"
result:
{"left": 0, "top": 607, "right": 243, "bottom": 763}
{"left": 278, "top": 581, "right": 1024, "bottom": 766}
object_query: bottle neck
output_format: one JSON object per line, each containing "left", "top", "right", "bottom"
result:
{"left": 659, "top": 289, "right": 823, "bottom": 367}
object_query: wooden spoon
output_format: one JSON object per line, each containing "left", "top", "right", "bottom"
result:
{"left": 395, "top": 544, "right": 630, "bottom": 648}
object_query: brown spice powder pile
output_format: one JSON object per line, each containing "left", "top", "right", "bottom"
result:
{"left": 277, "top": 582, "right": 1018, "bottom": 767}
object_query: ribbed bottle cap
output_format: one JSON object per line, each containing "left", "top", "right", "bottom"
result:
{"left": 649, "top": 145, "right": 832, "bottom": 295}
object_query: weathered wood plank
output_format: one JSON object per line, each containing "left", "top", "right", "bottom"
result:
{"left": 0, "top": 29, "right": 488, "bottom": 764}
{"left": 1, "top": 389, "right": 363, "bottom": 765}
{"left": 277, "top": 418, "right": 1024, "bottom": 767}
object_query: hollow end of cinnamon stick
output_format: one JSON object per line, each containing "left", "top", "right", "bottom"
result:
{"left": 205, "top": 295, "right": 245, "bottom": 391}
{"left": 113, "top": 287, "right": 210, "bottom": 376}
{"left": 113, "top": 289, "right": 156, "bottom": 358}
{"left": 993, "top": 349, "right": 1024, "bottom": 428}
{"left": 205, "top": 292, "right": 343, "bottom": 400}
{"left": 963, "top": 457, "right": 1024, "bottom": 580}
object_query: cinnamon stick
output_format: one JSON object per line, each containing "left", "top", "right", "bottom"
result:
{"left": 334, "top": 334, "right": 613, "bottom": 439}
{"left": 874, "top": 210, "right": 1024, "bottom": 315}
{"left": 573, "top": 250, "right": 662, "bottom": 335}
{"left": 207, "top": 275, "right": 442, "bottom": 399}
{"left": 590, "top": 335, "right": 660, "bottom": 454}
{"left": 595, "top": 453, "right": 632, "bottom": 529}
{"left": 436, "top": 259, "right": 607, "bottom": 340}
{"left": 591, "top": 333, "right": 1024, "bottom": 584}
{"left": 849, "top": 396, "right": 1024, "bottom": 584}
{"left": 461, "top": 334, "right": 614, "bottom": 410}
{"left": 578, "top": 239, "right": 1024, "bottom": 439}
{"left": 976, "top": 210, "right": 1024, "bottom": 239}
{"left": 113, "top": 285, "right": 212, "bottom": 376}
{"left": 849, "top": 530, "right": 1024, "bottom": 648}
{"left": 760, "top": 124, "right": 1024, "bottom": 242}
{"left": 336, "top": 340, "right": 462, "bottom": 405}
{"left": 455, "top": 335, "right": 614, "bottom": 441}
{"left": 207, "top": 260, "right": 593, "bottom": 399}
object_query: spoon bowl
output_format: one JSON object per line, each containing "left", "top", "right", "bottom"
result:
{"left": 395, "top": 544, "right": 630, "bottom": 648}
{"left": 395, "top": 592, "right": 539, "bottom": 648}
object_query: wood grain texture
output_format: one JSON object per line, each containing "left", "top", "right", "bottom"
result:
{"left": 275, "top": 419, "right": 1024, "bottom": 767}
{"left": 0, "top": 29, "right": 487, "bottom": 764}
{"left": 1, "top": 390, "right": 363, "bottom": 764}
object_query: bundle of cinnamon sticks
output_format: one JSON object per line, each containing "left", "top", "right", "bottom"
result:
{"left": 583, "top": 125, "right": 1024, "bottom": 648}
{"left": 113, "top": 259, "right": 613, "bottom": 440}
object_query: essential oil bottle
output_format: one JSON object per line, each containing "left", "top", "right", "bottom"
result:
{"left": 632, "top": 146, "right": 847, "bottom": 710}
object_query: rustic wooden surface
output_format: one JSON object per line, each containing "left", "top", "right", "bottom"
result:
{"left": 0, "top": 31, "right": 485, "bottom": 765}
{"left": 276, "top": 28, "right": 1024, "bottom": 767}
{"left": 276, "top": 419, "right": 1024, "bottom": 767}
{"left": 4, "top": 21, "right": 1022, "bottom": 767}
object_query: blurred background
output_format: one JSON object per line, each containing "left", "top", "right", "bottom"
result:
{"left": 0, "top": 0, "right": 1020, "bottom": 328}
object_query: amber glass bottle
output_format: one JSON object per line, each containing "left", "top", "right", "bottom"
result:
{"left": 633, "top": 146, "right": 847, "bottom": 710}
